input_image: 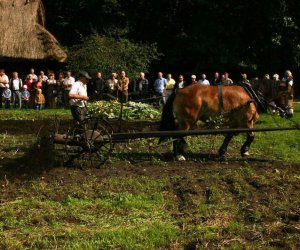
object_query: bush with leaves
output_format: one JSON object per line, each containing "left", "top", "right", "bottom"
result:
{"left": 67, "top": 34, "right": 160, "bottom": 79}
{"left": 88, "top": 101, "right": 161, "bottom": 121}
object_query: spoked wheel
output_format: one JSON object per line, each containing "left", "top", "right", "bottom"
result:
{"left": 64, "top": 119, "right": 113, "bottom": 169}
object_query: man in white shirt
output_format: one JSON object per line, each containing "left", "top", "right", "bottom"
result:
{"left": 69, "top": 71, "right": 91, "bottom": 122}
{"left": 63, "top": 71, "right": 75, "bottom": 108}
{"left": 198, "top": 74, "right": 210, "bottom": 85}
{"left": 0, "top": 69, "right": 9, "bottom": 109}
{"left": 27, "top": 68, "right": 38, "bottom": 81}
{"left": 9, "top": 72, "right": 23, "bottom": 108}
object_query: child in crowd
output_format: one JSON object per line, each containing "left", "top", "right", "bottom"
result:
{"left": 21, "top": 85, "right": 30, "bottom": 109}
{"left": 2, "top": 84, "right": 11, "bottom": 109}
{"left": 34, "top": 88, "right": 45, "bottom": 110}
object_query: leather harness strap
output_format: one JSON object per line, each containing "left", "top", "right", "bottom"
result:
{"left": 218, "top": 85, "right": 224, "bottom": 115}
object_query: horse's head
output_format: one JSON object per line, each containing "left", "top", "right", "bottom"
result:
{"left": 277, "top": 80, "right": 294, "bottom": 118}
{"left": 254, "top": 78, "right": 294, "bottom": 118}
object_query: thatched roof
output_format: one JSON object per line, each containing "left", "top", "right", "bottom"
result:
{"left": 0, "top": 0, "right": 67, "bottom": 62}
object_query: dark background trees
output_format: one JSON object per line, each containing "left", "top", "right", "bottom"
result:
{"left": 43, "top": 0, "right": 300, "bottom": 79}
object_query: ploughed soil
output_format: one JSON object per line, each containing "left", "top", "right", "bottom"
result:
{"left": 0, "top": 118, "right": 299, "bottom": 188}
{"left": 1, "top": 119, "right": 300, "bottom": 249}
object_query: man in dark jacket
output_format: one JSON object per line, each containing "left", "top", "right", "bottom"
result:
{"left": 91, "top": 72, "right": 105, "bottom": 101}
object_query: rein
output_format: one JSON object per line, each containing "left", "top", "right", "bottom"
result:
{"left": 218, "top": 85, "right": 224, "bottom": 115}
{"left": 240, "top": 83, "right": 268, "bottom": 112}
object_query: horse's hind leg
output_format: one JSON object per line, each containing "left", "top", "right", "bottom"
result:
{"left": 173, "top": 119, "right": 191, "bottom": 161}
{"left": 218, "top": 133, "right": 234, "bottom": 156}
{"left": 241, "top": 132, "right": 254, "bottom": 156}
{"left": 173, "top": 138, "right": 187, "bottom": 158}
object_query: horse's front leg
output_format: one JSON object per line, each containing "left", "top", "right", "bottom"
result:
{"left": 241, "top": 132, "right": 254, "bottom": 156}
{"left": 218, "top": 133, "right": 234, "bottom": 156}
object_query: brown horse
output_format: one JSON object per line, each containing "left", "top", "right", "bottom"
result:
{"left": 160, "top": 82, "right": 293, "bottom": 160}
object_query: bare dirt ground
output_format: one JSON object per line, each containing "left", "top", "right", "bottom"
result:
{"left": 1, "top": 119, "right": 300, "bottom": 249}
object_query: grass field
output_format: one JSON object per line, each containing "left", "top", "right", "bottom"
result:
{"left": 0, "top": 104, "right": 300, "bottom": 249}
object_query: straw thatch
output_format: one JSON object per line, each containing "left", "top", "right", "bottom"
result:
{"left": 0, "top": 0, "right": 67, "bottom": 62}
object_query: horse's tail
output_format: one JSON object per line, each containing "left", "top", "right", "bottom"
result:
{"left": 159, "top": 92, "right": 177, "bottom": 142}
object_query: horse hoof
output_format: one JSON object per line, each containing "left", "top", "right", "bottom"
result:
{"left": 175, "top": 155, "right": 186, "bottom": 161}
{"left": 242, "top": 151, "right": 250, "bottom": 157}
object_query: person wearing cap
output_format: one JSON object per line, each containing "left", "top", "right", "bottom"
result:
{"left": 69, "top": 71, "right": 91, "bottom": 122}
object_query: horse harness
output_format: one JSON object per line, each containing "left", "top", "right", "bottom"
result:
{"left": 218, "top": 84, "right": 266, "bottom": 116}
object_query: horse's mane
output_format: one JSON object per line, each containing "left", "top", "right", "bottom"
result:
{"left": 251, "top": 79, "right": 280, "bottom": 102}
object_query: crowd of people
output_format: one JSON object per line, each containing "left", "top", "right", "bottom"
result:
{"left": 0, "top": 67, "right": 294, "bottom": 110}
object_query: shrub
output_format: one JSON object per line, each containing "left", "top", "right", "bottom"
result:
{"left": 67, "top": 34, "right": 160, "bottom": 79}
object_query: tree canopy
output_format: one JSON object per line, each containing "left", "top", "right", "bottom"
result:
{"left": 44, "top": 0, "right": 300, "bottom": 76}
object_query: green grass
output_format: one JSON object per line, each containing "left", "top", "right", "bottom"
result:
{"left": 0, "top": 104, "right": 300, "bottom": 249}
{"left": 0, "top": 108, "right": 71, "bottom": 120}
{"left": 0, "top": 176, "right": 178, "bottom": 249}
{"left": 186, "top": 103, "right": 300, "bottom": 163}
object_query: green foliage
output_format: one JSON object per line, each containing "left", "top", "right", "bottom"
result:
{"left": 45, "top": 0, "right": 300, "bottom": 75}
{"left": 67, "top": 34, "right": 160, "bottom": 79}
{"left": 88, "top": 100, "right": 161, "bottom": 120}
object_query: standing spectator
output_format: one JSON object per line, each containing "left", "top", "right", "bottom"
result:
{"left": 40, "top": 71, "right": 48, "bottom": 82}
{"left": 47, "top": 73, "right": 58, "bottom": 108}
{"left": 240, "top": 73, "right": 250, "bottom": 85}
{"left": 173, "top": 75, "right": 187, "bottom": 92}
{"left": 118, "top": 71, "right": 130, "bottom": 103}
{"left": 92, "top": 72, "right": 105, "bottom": 101}
{"left": 2, "top": 84, "right": 11, "bottom": 109}
{"left": 9, "top": 72, "right": 23, "bottom": 108}
{"left": 198, "top": 74, "right": 210, "bottom": 85}
{"left": 166, "top": 74, "right": 176, "bottom": 99}
{"left": 0, "top": 69, "right": 9, "bottom": 106}
{"left": 0, "top": 69, "right": 9, "bottom": 109}
{"left": 210, "top": 72, "right": 222, "bottom": 86}
{"left": 24, "top": 74, "right": 35, "bottom": 92}
{"left": 56, "top": 72, "right": 65, "bottom": 107}
{"left": 40, "top": 71, "right": 49, "bottom": 100}
{"left": 138, "top": 72, "right": 149, "bottom": 99}
{"left": 222, "top": 72, "right": 233, "bottom": 85}
{"left": 106, "top": 73, "right": 117, "bottom": 97}
{"left": 190, "top": 75, "right": 198, "bottom": 85}
{"left": 63, "top": 71, "right": 75, "bottom": 108}
{"left": 154, "top": 72, "right": 167, "bottom": 107}
{"left": 282, "top": 70, "right": 293, "bottom": 86}
{"left": 27, "top": 68, "right": 38, "bottom": 81}
{"left": 21, "top": 85, "right": 30, "bottom": 109}
{"left": 34, "top": 75, "right": 43, "bottom": 90}
{"left": 264, "top": 74, "right": 270, "bottom": 80}
{"left": 34, "top": 89, "right": 45, "bottom": 110}
{"left": 113, "top": 73, "right": 119, "bottom": 85}
{"left": 273, "top": 74, "right": 280, "bottom": 81}
{"left": 282, "top": 70, "right": 294, "bottom": 100}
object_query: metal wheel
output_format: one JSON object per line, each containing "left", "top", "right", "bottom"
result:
{"left": 64, "top": 119, "right": 113, "bottom": 168}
